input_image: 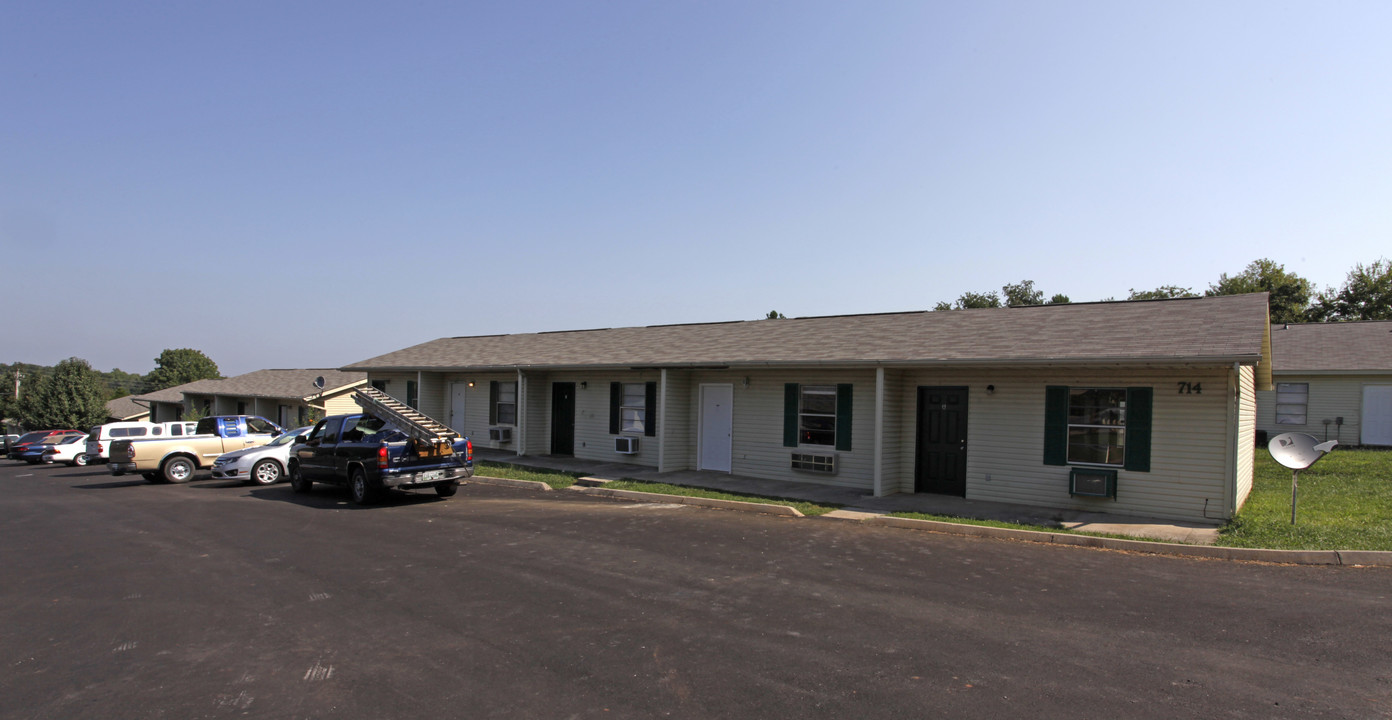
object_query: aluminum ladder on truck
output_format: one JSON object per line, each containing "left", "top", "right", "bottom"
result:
{"left": 352, "top": 386, "right": 460, "bottom": 456}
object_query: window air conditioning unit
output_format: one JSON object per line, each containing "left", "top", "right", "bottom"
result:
{"left": 790, "top": 452, "right": 837, "bottom": 474}
{"left": 489, "top": 427, "right": 512, "bottom": 443}
{"left": 614, "top": 436, "right": 640, "bottom": 454}
{"left": 1069, "top": 467, "right": 1117, "bottom": 498}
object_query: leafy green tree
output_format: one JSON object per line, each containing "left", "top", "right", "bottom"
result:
{"left": 765, "top": 310, "right": 786, "bottom": 319}
{"left": 1128, "top": 285, "right": 1199, "bottom": 300}
{"left": 1047, "top": 294, "right": 1071, "bottom": 305}
{"left": 1002, "top": 280, "right": 1045, "bottom": 306}
{"left": 956, "top": 291, "right": 1002, "bottom": 309}
{"left": 1310, "top": 258, "right": 1392, "bottom": 321}
{"left": 145, "top": 348, "right": 221, "bottom": 391}
{"left": 932, "top": 301, "right": 953, "bottom": 312}
{"left": 17, "top": 358, "right": 109, "bottom": 430}
{"left": 1205, "top": 258, "right": 1313, "bottom": 324}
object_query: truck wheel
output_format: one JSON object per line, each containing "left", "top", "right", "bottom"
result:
{"left": 434, "top": 481, "right": 458, "bottom": 498}
{"left": 162, "top": 457, "right": 195, "bottom": 483}
{"left": 349, "top": 468, "right": 380, "bottom": 505}
{"left": 288, "top": 463, "right": 312, "bottom": 494}
{"left": 251, "top": 459, "right": 282, "bottom": 485}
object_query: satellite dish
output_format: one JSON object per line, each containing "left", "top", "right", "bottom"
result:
{"left": 1268, "top": 433, "right": 1337, "bottom": 470}
{"left": 313, "top": 376, "right": 326, "bottom": 390}
{"left": 1268, "top": 432, "right": 1337, "bottom": 525}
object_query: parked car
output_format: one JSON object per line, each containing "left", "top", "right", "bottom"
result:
{"left": 7, "top": 429, "right": 82, "bottom": 460}
{"left": 210, "top": 426, "right": 312, "bottom": 485}
{"left": 40, "top": 433, "right": 94, "bottom": 466}
{"left": 20, "top": 433, "right": 86, "bottom": 464}
{"left": 85, "top": 421, "right": 198, "bottom": 464}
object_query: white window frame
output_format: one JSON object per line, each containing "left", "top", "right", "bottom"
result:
{"left": 1275, "top": 382, "right": 1308, "bottom": 425}
{"left": 496, "top": 381, "right": 518, "bottom": 426}
{"left": 620, "top": 383, "right": 646, "bottom": 434}
{"left": 799, "top": 385, "right": 837, "bottom": 448}
{"left": 1066, "top": 387, "right": 1127, "bottom": 467}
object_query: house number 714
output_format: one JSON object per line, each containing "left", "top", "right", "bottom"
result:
{"left": 1177, "top": 382, "right": 1202, "bottom": 395}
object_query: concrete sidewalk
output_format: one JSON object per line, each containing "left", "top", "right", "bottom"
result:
{"left": 472, "top": 449, "right": 1220, "bottom": 545}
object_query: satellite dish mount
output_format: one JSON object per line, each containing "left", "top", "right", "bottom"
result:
{"left": 1267, "top": 432, "right": 1338, "bottom": 524}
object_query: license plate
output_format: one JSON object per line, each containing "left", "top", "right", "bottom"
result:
{"left": 420, "top": 470, "right": 444, "bottom": 482}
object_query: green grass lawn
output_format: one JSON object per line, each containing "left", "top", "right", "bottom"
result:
{"left": 601, "top": 479, "right": 842, "bottom": 517}
{"left": 474, "top": 461, "right": 583, "bottom": 489}
{"left": 1217, "top": 448, "right": 1392, "bottom": 550}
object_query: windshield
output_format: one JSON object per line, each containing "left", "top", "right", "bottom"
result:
{"left": 268, "top": 428, "right": 310, "bottom": 447}
{"left": 16, "top": 432, "right": 49, "bottom": 444}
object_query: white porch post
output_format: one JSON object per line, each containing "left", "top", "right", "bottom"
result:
{"left": 516, "top": 369, "right": 526, "bottom": 457}
{"left": 658, "top": 369, "right": 667, "bottom": 473}
{"left": 874, "top": 366, "right": 886, "bottom": 497}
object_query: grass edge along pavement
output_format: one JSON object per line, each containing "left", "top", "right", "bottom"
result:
{"left": 478, "top": 450, "right": 1392, "bottom": 552}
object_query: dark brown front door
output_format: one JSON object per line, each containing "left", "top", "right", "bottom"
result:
{"left": 914, "top": 386, "right": 968, "bottom": 496}
{"left": 551, "top": 383, "right": 575, "bottom": 456}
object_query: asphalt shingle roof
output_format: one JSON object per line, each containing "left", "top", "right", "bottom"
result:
{"left": 105, "top": 395, "right": 150, "bottom": 421}
{"left": 1269, "top": 321, "right": 1392, "bottom": 372}
{"left": 133, "top": 370, "right": 366, "bottom": 403}
{"left": 345, "top": 293, "right": 1271, "bottom": 371}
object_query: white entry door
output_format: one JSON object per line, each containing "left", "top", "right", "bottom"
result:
{"left": 699, "top": 384, "right": 734, "bottom": 472}
{"left": 449, "top": 382, "right": 469, "bottom": 434}
{"left": 1363, "top": 385, "right": 1392, "bottom": 446}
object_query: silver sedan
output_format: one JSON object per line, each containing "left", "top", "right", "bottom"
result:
{"left": 210, "top": 427, "right": 311, "bottom": 485}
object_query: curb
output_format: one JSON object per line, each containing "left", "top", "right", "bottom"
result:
{"left": 470, "top": 473, "right": 1392, "bottom": 566}
{"left": 865, "top": 516, "right": 1392, "bottom": 566}
{"left": 470, "top": 475, "right": 554, "bottom": 492}
{"left": 566, "top": 485, "right": 804, "bottom": 517}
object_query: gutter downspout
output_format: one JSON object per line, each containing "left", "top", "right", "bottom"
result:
{"left": 517, "top": 369, "right": 525, "bottom": 458}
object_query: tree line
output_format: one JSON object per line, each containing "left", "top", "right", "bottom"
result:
{"left": 2, "top": 349, "right": 221, "bottom": 432}
{"left": 930, "top": 257, "right": 1392, "bottom": 324}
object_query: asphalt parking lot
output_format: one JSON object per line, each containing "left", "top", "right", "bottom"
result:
{"left": 2, "top": 462, "right": 1390, "bottom": 719}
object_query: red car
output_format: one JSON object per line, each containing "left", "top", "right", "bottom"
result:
{"left": 6, "top": 430, "right": 83, "bottom": 460}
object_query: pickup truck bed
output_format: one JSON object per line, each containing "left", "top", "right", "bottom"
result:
{"left": 287, "top": 412, "right": 473, "bottom": 504}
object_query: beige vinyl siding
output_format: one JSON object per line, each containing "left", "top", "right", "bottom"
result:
{"left": 521, "top": 372, "right": 549, "bottom": 456}
{"left": 1234, "top": 365, "right": 1257, "bottom": 510}
{"left": 683, "top": 369, "right": 877, "bottom": 490}
{"left": 439, "top": 372, "right": 521, "bottom": 451}
{"left": 1257, "top": 374, "right": 1392, "bottom": 446}
{"left": 910, "top": 367, "right": 1234, "bottom": 523}
{"left": 418, "top": 372, "right": 445, "bottom": 424}
{"left": 366, "top": 374, "right": 415, "bottom": 406}
{"left": 877, "top": 370, "right": 906, "bottom": 496}
{"left": 322, "top": 389, "right": 361, "bottom": 417}
{"left": 561, "top": 372, "right": 662, "bottom": 467}
{"left": 662, "top": 370, "right": 694, "bottom": 472}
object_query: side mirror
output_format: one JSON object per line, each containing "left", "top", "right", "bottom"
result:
{"left": 293, "top": 436, "right": 307, "bottom": 445}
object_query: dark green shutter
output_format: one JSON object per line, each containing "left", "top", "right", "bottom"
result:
{"left": 1043, "top": 386, "right": 1069, "bottom": 466}
{"left": 835, "top": 384, "right": 853, "bottom": 451}
{"left": 1124, "top": 387, "right": 1152, "bottom": 472}
{"left": 609, "top": 382, "right": 622, "bottom": 435}
{"left": 783, "top": 383, "right": 800, "bottom": 447}
{"left": 489, "top": 381, "right": 499, "bottom": 425}
{"left": 644, "top": 382, "right": 657, "bottom": 437}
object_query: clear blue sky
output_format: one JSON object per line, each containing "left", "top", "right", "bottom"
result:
{"left": 3, "top": 1, "right": 1389, "bottom": 377}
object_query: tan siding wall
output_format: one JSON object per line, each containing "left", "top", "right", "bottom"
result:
{"left": 663, "top": 371, "right": 694, "bottom": 472}
{"left": 418, "top": 372, "right": 445, "bottom": 424}
{"left": 521, "top": 372, "right": 551, "bottom": 456}
{"left": 1257, "top": 374, "right": 1392, "bottom": 446}
{"left": 323, "top": 390, "right": 360, "bottom": 417}
{"left": 682, "top": 369, "right": 878, "bottom": 490}
{"left": 879, "top": 370, "right": 906, "bottom": 495}
{"left": 898, "top": 367, "right": 1234, "bottom": 523}
{"left": 561, "top": 371, "right": 664, "bottom": 467}
{"left": 1235, "top": 365, "right": 1257, "bottom": 510}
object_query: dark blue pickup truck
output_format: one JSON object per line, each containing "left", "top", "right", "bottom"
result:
{"left": 287, "top": 413, "right": 473, "bottom": 504}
